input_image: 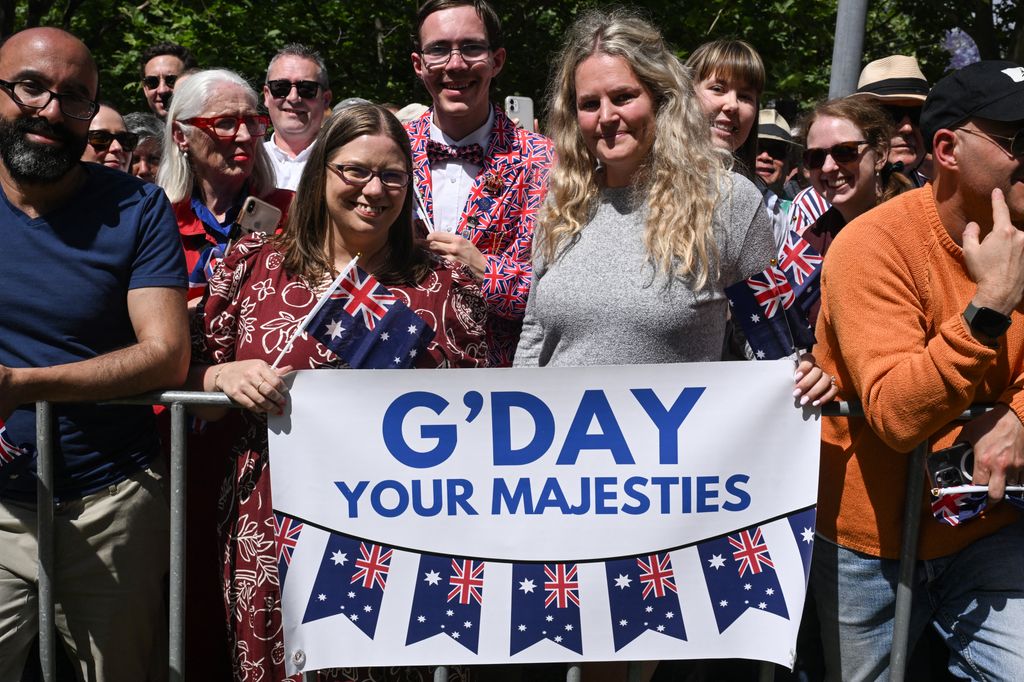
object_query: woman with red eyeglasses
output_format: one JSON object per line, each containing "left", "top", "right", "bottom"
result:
{"left": 157, "top": 68, "right": 293, "bottom": 306}
{"left": 81, "top": 102, "right": 137, "bottom": 173}
{"left": 799, "top": 96, "right": 913, "bottom": 325}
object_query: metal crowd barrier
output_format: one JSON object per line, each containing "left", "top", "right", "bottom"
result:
{"left": 31, "top": 394, "right": 985, "bottom": 682}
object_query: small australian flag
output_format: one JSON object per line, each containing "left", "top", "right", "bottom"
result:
{"left": 604, "top": 552, "right": 686, "bottom": 651}
{"left": 406, "top": 554, "right": 485, "bottom": 653}
{"left": 725, "top": 263, "right": 816, "bottom": 360}
{"left": 697, "top": 525, "right": 789, "bottom": 633}
{"left": 510, "top": 563, "right": 583, "bottom": 655}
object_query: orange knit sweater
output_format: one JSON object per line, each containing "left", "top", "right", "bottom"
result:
{"left": 814, "top": 187, "right": 1023, "bottom": 560}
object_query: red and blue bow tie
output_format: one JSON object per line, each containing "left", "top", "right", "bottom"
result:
{"left": 426, "top": 139, "right": 484, "bottom": 166}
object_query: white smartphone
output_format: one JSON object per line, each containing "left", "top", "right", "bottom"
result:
{"left": 504, "top": 95, "right": 535, "bottom": 132}
{"left": 237, "top": 196, "right": 283, "bottom": 235}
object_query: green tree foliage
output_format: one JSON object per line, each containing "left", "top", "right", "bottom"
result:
{"left": 1, "top": 0, "right": 1017, "bottom": 121}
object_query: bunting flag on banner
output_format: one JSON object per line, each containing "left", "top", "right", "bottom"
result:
{"left": 930, "top": 491, "right": 986, "bottom": 527}
{"left": 697, "top": 525, "right": 789, "bottom": 633}
{"left": 406, "top": 554, "right": 486, "bottom": 653}
{"left": 725, "top": 263, "right": 816, "bottom": 360}
{"left": 273, "top": 512, "right": 304, "bottom": 586}
{"left": 510, "top": 563, "right": 583, "bottom": 655}
{"left": 302, "top": 534, "right": 393, "bottom": 640}
{"left": 604, "top": 553, "right": 687, "bottom": 651}
{"left": 778, "top": 230, "right": 823, "bottom": 316}
{"left": 306, "top": 264, "right": 434, "bottom": 369}
{"left": 785, "top": 508, "right": 816, "bottom": 582}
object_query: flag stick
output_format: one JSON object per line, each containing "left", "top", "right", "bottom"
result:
{"left": 412, "top": 183, "right": 435, "bottom": 233}
{"left": 270, "top": 255, "right": 360, "bottom": 369}
{"left": 766, "top": 257, "right": 802, "bottom": 360}
{"left": 933, "top": 484, "right": 1024, "bottom": 496}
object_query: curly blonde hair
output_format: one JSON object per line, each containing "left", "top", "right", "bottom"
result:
{"left": 541, "top": 8, "right": 728, "bottom": 288}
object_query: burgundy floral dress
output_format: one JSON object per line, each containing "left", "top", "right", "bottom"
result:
{"left": 191, "top": 233, "right": 486, "bottom": 681}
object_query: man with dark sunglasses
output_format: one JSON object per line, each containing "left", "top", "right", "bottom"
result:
{"left": 812, "top": 60, "right": 1024, "bottom": 681}
{"left": 852, "top": 55, "right": 931, "bottom": 185}
{"left": 407, "top": 0, "right": 554, "bottom": 367}
{"left": 139, "top": 42, "right": 196, "bottom": 119}
{"left": 262, "top": 44, "right": 332, "bottom": 190}
{"left": 0, "top": 28, "right": 188, "bottom": 681}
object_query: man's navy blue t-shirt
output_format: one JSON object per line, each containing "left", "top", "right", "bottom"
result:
{"left": 0, "top": 163, "right": 187, "bottom": 502}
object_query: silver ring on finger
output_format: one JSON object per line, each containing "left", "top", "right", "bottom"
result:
{"left": 257, "top": 380, "right": 267, "bottom": 394}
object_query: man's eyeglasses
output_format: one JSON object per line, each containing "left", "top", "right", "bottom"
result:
{"left": 881, "top": 104, "right": 922, "bottom": 128}
{"left": 328, "top": 163, "right": 411, "bottom": 189}
{"left": 266, "top": 79, "right": 322, "bottom": 99}
{"left": 958, "top": 127, "right": 1024, "bottom": 158}
{"left": 182, "top": 114, "right": 270, "bottom": 140}
{"left": 802, "top": 141, "right": 869, "bottom": 170}
{"left": 88, "top": 130, "right": 139, "bottom": 153}
{"left": 419, "top": 42, "right": 491, "bottom": 68}
{"left": 0, "top": 78, "right": 97, "bottom": 120}
{"left": 142, "top": 74, "right": 178, "bottom": 90}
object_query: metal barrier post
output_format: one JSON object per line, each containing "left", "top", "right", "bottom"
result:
{"left": 433, "top": 666, "right": 449, "bottom": 682}
{"left": 758, "top": 661, "right": 775, "bottom": 681}
{"left": 888, "top": 442, "right": 928, "bottom": 682}
{"left": 169, "top": 402, "right": 187, "bottom": 682}
{"left": 566, "top": 663, "right": 581, "bottom": 681}
{"left": 626, "top": 661, "right": 642, "bottom": 682}
{"left": 36, "top": 400, "right": 55, "bottom": 682}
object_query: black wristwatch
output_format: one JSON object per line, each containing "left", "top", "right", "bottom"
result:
{"left": 964, "top": 302, "right": 1012, "bottom": 344}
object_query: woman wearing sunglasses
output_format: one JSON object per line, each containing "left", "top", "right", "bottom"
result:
{"left": 799, "top": 96, "right": 912, "bottom": 325}
{"left": 157, "top": 68, "right": 293, "bottom": 305}
{"left": 188, "top": 102, "right": 486, "bottom": 682}
{"left": 81, "top": 102, "right": 137, "bottom": 173}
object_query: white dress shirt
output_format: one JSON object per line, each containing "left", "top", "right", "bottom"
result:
{"left": 428, "top": 108, "right": 494, "bottom": 233}
{"left": 263, "top": 135, "right": 314, "bottom": 191}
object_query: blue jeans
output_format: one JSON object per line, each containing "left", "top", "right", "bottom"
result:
{"left": 812, "top": 520, "right": 1024, "bottom": 682}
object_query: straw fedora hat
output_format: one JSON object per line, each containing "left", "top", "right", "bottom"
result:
{"left": 757, "top": 109, "right": 793, "bottom": 144}
{"left": 854, "top": 55, "right": 929, "bottom": 104}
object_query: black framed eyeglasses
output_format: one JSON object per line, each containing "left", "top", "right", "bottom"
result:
{"left": 88, "top": 130, "right": 139, "bottom": 153}
{"left": 420, "top": 42, "right": 491, "bottom": 68}
{"left": 759, "top": 140, "right": 790, "bottom": 161}
{"left": 802, "top": 141, "right": 869, "bottom": 170}
{"left": 328, "top": 163, "right": 411, "bottom": 189}
{"left": 266, "top": 79, "right": 322, "bottom": 99}
{"left": 142, "top": 74, "right": 178, "bottom": 90}
{"left": 182, "top": 114, "right": 270, "bottom": 140}
{"left": 958, "top": 127, "right": 1024, "bottom": 158}
{"left": 881, "top": 104, "right": 922, "bottom": 128}
{"left": 0, "top": 78, "right": 97, "bottom": 120}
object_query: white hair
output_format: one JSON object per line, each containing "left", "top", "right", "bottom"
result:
{"left": 156, "top": 68, "right": 274, "bottom": 204}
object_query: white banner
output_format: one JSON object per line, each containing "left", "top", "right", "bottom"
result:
{"left": 269, "top": 360, "right": 820, "bottom": 674}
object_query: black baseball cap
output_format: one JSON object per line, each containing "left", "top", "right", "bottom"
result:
{"left": 920, "top": 60, "right": 1024, "bottom": 151}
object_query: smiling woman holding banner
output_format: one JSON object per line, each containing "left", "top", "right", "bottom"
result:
{"left": 187, "top": 102, "right": 485, "bottom": 682}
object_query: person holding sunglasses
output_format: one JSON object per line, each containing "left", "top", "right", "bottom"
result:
{"left": 81, "top": 102, "right": 136, "bottom": 173}
{"left": 262, "top": 43, "right": 333, "bottom": 190}
{"left": 157, "top": 68, "right": 293, "bottom": 305}
{"left": 187, "top": 102, "right": 486, "bottom": 682}
{"left": 139, "top": 42, "right": 196, "bottom": 119}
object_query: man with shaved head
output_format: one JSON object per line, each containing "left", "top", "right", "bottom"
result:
{"left": 0, "top": 28, "right": 188, "bottom": 680}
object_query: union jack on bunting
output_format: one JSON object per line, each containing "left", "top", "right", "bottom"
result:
{"left": 407, "top": 553, "right": 487, "bottom": 653}
{"left": 510, "top": 562, "right": 584, "bottom": 655}
{"left": 272, "top": 512, "right": 303, "bottom": 586}
{"left": 604, "top": 552, "right": 687, "bottom": 651}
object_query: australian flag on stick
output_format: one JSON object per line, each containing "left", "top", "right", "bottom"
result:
{"left": 604, "top": 552, "right": 687, "bottom": 651}
{"left": 697, "top": 525, "right": 789, "bottom": 633}
{"left": 305, "top": 262, "right": 434, "bottom": 369}
{"left": 301, "top": 532, "right": 394, "bottom": 640}
{"left": 930, "top": 491, "right": 986, "bottom": 527}
{"left": 510, "top": 562, "right": 583, "bottom": 655}
{"left": 778, "top": 230, "right": 823, "bottom": 316}
{"left": 407, "top": 554, "right": 486, "bottom": 653}
{"left": 0, "top": 418, "right": 29, "bottom": 472}
{"left": 725, "top": 261, "right": 816, "bottom": 360}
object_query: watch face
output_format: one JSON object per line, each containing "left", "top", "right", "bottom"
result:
{"left": 970, "top": 306, "right": 1012, "bottom": 339}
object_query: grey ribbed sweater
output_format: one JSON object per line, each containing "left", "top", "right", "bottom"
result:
{"left": 514, "top": 173, "right": 774, "bottom": 367}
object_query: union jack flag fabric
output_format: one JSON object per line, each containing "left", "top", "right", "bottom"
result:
{"left": 604, "top": 553, "right": 686, "bottom": 651}
{"left": 510, "top": 562, "right": 583, "bottom": 655}
{"left": 786, "top": 507, "right": 816, "bottom": 582}
{"left": 697, "top": 525, "right": 789, "bottom": 633}
{"left": 0, "top": 418, "right": 29, "bottom": 470}
{"left": 725, "top": 264, "right": 816, "bottom": 360}
{"left": 778, "top": 230, "right": 823, "bottom": 315}
{"left": 787, "top": 186, "right": 830, "bottom": 235}
{"left": 406, "top": 106, "right": 554, "bottom": 367}
{"left": 930, "top": 491, "right": 986, "bottom": 527}
{"left": 273, "top": 512, "right": 303, "bottom": 586}
{"left": 306, "top": 264, "right": 434, "bottom": 369}
{"left": 407, "top": 553, "right": 486, "bottom": 653}
{"left": 302, "top": 532, "right": 394, "bottom": 640}
{"left": 187, "top": 244, "right": 225, "bottom": 294}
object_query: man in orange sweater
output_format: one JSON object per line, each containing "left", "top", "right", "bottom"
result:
{"left": 812, "top": 61, "right": 1024, "bottom": 680}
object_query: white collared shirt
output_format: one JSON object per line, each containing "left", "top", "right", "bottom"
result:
{"left": 263, "top": 135, "right": 315, "bottom": 191}
{"left": 429, "top": 108, "right": 494, "bottom": 233}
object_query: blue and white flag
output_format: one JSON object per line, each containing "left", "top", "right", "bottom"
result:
{"left": 604, "top": 553, "right": 686, "bottom": 651}
{"left": 406, "top": 554, "right": 485, "bottom": 653}
{"left": 510, "top": 563, "right": 583, "bottom": 655}
{"left": 726, "top": 264, "right": 816, "bottom": 360}
{"left": 786, "top": 508, "right": 816, "bottom": 582}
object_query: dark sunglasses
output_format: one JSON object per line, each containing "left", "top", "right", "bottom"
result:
{"left": 88, "top": 130, "right": 139, "bottom": 153}
{"left": 759, "top": 141, "right": 789, "bottom": 161}
{"left": 802, "top": 141, "right": 869, "bottom": 170}
{"left": 266, "top": 79, "right": 322, "bottom": 99}
{"left": 881, "top": 104, "right": 922, "bottom": 127}
{"left": 142, "top": 74, "right": 178, "bottom": 90}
